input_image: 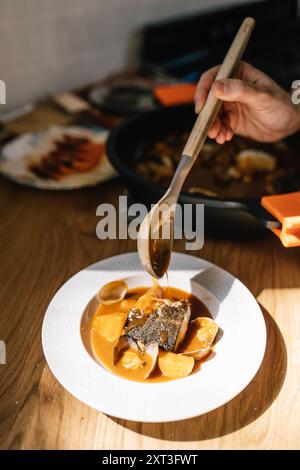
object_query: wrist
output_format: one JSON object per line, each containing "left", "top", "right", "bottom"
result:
{"left": 287, "top": 105, "right": 300, "bottom": 138}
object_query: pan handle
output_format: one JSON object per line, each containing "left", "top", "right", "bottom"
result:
{"left": 247, "top": 192, "right": 300, "bottom": 247}
{"left": 245, "top": 201, "right": 281, "bottom": 230}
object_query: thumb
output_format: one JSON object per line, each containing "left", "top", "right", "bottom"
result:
{"left": 212, "top": 78, "right": 263, "bottom": 106}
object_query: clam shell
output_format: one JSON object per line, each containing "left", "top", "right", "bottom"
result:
{"left": 142, "top": 341, "right": 159, "bottom": 378}
{"left": 113, "top": 335, "right": 139, "bottom": 365}
{"left": 113, "top": 336, "right": 159, "bottom": 379}
{"left": 98, "top": 280, "right": 128, "bottom": 305}
{"left": 181, "top": 317, "right": 218, "bottom": 360}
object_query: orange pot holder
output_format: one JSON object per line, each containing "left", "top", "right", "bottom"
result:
{"left": 261, "top": 191, "right": 300, "bottom": 247}
{"left": 154, "top": 83, "right": 197, "bottom": 107}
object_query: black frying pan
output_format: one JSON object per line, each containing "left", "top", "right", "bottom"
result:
{"left": 106, "top": 104, "right": 300, "bottom": 237}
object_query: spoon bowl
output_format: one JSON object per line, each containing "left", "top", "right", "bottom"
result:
{"left": 137, "top": 196, "right": 175, "bottom": 278}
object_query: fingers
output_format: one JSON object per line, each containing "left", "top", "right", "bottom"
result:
{"left": 195, "top": 65, "right": 233, "bottom": 143}
{"left": 211, "top": 78, "right": 267, "bottom": 108}
{"left": 215, "top": 123, "right": 233, "bottom": 144}
{"left": 221, "top": 114, "right": 234, "bottom": 142}
{"left": 194, "top": 61, "right": 277, "bottom": 144}
{"left": 208, "top": 113, "right": 234, "bottom": 144}
{"left": 194, "top": 62, "right": 262, "bottom": 112}
{"left": 237, "top": 61, "right": 273, "bottom": 87}
{"left": 195, "top": 61, "right": 272, "bottom": 113}
{"left": 194, "top": 65, "right": 221, "bottom": 113}
{"left": 194, "top": 65, "right": 249, "bottom": 145}
{"left": 208, "top": 116, "right": 221, "bottom": 139}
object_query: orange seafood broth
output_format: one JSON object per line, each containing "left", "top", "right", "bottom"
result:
{"left": 90, "top": 286, "right": 212, "bottom": 383}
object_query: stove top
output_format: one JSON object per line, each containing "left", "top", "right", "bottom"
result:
{"left": 140, "top": 0, "right": 300, "bottom": 90}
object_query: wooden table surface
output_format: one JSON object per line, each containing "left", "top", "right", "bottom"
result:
{"left": 0, "top": 106, "right": 300, "bottom": 450}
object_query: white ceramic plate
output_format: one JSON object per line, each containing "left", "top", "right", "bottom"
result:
{"left": 42, "top": 252, "right": 266, "bottom": 422}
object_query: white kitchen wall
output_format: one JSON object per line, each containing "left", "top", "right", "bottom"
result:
{"left": 0, "top": 0, "right": 259, "bottom": 112}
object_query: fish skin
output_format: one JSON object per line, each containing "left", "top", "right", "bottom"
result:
{"left": 123, "top": 299, "right": 190, "bottom": 351}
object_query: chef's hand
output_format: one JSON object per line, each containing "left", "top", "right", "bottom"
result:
{"left": 194, "top": 61, "right": 300, "bottom": 144}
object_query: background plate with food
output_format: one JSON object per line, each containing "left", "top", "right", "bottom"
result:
{"left": 0, "top": 125, "right": 116, "bottom": 189}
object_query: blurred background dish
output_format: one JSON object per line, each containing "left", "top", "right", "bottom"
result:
{"left": 89, "top": 79, "right": 158, "bottom": 115}
{"left": 0, "top": 126, "right": 116, "bottom": 189}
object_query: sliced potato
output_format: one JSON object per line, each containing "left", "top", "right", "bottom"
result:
{"left": 134, "top": 285, "right": 163, "bottom": 313}
{"left": 120, "top": 298, "right": 138, "bottom": 313}
{"left": 158, "top": 351, "right": 194, "bottom": 379}
{"left": 92, "top": 311, "right": 127, "bottom": 342}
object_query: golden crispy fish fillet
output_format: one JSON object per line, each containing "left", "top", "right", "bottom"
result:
{"left": 123, "top": 298, "right": 191, "bottom": 352}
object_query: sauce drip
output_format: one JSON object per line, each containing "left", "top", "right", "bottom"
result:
{"left": 149, "top": 207, "right": 173, "bottom": 278}
{"left": 149, "top": 238, "right": 171, "bottom": 278}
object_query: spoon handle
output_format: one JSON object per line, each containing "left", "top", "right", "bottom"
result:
{"left": 182, "top": 17, "right": 255, "bottom": 160}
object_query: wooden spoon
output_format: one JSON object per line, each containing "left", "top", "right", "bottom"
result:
{"left": 138, "top": 17, "right": 256, "bottom": 278}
